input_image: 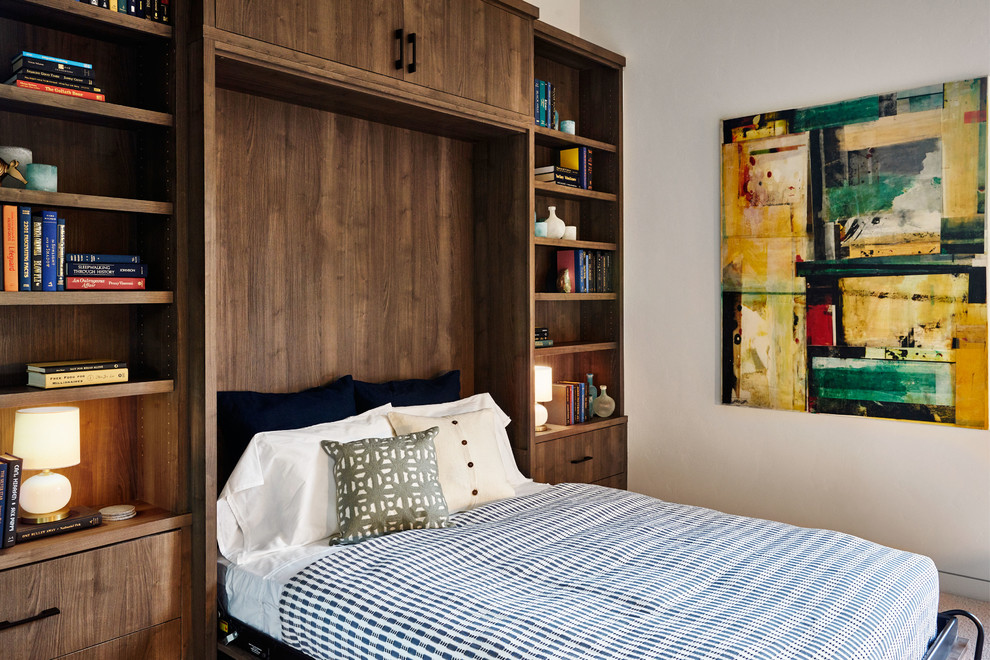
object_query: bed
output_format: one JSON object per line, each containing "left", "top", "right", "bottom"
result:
{"left": 215, "top": 383, "right": 981, "bottom": 660}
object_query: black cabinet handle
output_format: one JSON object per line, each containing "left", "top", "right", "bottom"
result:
{"left": 394, "top": 29, "right": 404, "bottom": 70}
{"left": 0, "top": 607, "right": 60, "bottom": 631}
{"left": 407, "top": 32, "right": 417, "bottom": 74}
{"left": 570, "top": 456, "right": 593, "bottom": 464}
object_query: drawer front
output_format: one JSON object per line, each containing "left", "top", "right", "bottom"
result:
{"left": 59, "top": 620, "right": 181, "bottom": 660}
{"left": 0, "top": 532, "right": 181, "bottom": 659}
{"left": 532, "top": 424, "right": 627, "bottom": 485}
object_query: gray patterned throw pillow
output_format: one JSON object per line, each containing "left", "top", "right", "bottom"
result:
{"left": 321, "top": 427, "right": 452, "bottom": 545}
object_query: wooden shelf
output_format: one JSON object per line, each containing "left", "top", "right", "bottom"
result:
{"left": 534, "top": 237, "right": 616, "bottom": 251}
{"left": 0, "top": 84, "right": 173, "bottom": 128}
{"left": 534, "top": 125, "right": 617, "bottom": 153}
{"left": 536, "top": 341, "right": 617, "bottom": 356}
{"left": 535, "top": 416, "right": 627, "bottom": 443}
{"left": 534, "top": 180, "right": 617, "bottom": 202}
{"left": 536, "top": 292, "right": 617, "bottom": 301}
{"left": 0, "top": 188, "right": 173, "bottom": 215}
{"left": 0, "top": 0, "right": 172, "bottom": 41}
{"left": 0, "top": 504, "right": 190, "bottom": 571}
{"left": 0, "top": 291, "right": 173, "bottom": 305}
{"left": 0, "top": 379, "right": 174, "bottom": 408}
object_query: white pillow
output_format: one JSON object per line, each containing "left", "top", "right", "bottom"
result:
{"left": 390, "top": 393, "right": 528, "bottom": 487}
{"left": 388, "top": 408, "right": 515, "bottom": 512}
{"left": 216, "top": 406, "right": 394, "bottom": 564}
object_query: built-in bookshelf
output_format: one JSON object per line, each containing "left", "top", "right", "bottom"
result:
{"left": 529, "top": 20, "right": 627, "bottom": 488}
{"left": 0, "top": 0, "right": 188, "bottom": 655}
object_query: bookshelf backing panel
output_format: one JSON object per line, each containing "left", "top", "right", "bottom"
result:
{"left": 535, "top": 349, "right": 622, "bottom": 415}
{"left": 214, "top": 88, "right": 477, "bottom": 392}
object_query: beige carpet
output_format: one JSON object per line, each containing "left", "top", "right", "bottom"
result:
{"left": 939, "top": 592, "right": 989, "bottom": 660}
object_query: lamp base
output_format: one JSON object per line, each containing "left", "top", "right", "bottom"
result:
{"left": 20, "top": 507, "right": 71, "bottom": 524}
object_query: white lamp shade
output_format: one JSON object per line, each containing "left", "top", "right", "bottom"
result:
{"left": 535, "top": 366, "right": 553, "bottom": 403}
{"left": 13, "top": 406, "right": 81, "bottom": 470}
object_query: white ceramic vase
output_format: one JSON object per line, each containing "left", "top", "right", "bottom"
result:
{"left": 593, "top": 385, "right": 615, "bottom": 418}
{"left": 545, "top": 205, "right": 566, "bottom": 239}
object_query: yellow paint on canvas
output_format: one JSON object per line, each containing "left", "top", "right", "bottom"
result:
{"left": 942, "top": 80, "right": 983, "bottom": 219}
{"left": 736, "top": 293, "right": 806, "bottom": 410}
{"left": 723, "top": 236, "right": 810, "bottom": 293}
{"left": 840, "top": 274, "right": 970, "bottom": 349}
{"left": 837, "top": 109, "right": 942, "bottom": 152}
{"left": 953, "top": 305, "right": 988, "bottom": 429}
{"left": 845, "top": 234, "right": 941, "bottom": 258}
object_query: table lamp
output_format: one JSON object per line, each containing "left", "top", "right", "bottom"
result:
{"left": 12, "top": 406, "right": 81, "bottom": 523}
{"left": 535, "top": 365, "right": 553, "bottom": 431}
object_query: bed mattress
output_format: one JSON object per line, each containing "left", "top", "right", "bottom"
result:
{"left": 222, "top": 483, "right": 939, "bottom": 659}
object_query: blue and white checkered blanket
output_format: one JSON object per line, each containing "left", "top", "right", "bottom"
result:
{"left": 280, "top": 483, "right": 938, "bottom": 659}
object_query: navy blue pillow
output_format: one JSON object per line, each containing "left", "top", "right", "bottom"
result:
{"left": 353, "top": 370, "right": 461, "bottom": 413}
{"left": 217, "top": 375, "right": 356, "bottom": 489}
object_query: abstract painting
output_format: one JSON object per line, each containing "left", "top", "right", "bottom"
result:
{"left": 721, "top": 78, "right": 987, "bottom": 429}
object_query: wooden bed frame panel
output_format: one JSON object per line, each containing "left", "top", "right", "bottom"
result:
{"left": 213, "top": 88, "right": 478, "bottom": 393}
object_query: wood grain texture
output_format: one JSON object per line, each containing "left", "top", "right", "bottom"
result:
{"left": 531, "top": 421, "right": 626, "bottom": 484}
{"left": 214, "top": 89, "right": 476, "bottom": 392}
{"left": 59, "top": 620, "right": 181, "bottom": 659}
{"left": 0, "top": 532, "right": 181, "bottom": 659}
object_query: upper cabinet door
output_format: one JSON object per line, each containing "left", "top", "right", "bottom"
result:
{"left": 215, "top": 0, "right": 405, "bottom": 78}
{"left": 402, "top": 0, "right": 532, "bottom": 114}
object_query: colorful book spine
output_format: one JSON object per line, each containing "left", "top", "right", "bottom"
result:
{"left": 17, "top": 206, "right": 30, "bottom": 290}
{"left": 56, "top": 216, "right": 66, "bottom": 291}
{"left": 66, "top": 276, "right": 146, "bottom": 290}
{"left": 117, "top": 0, "right": 128, "bottom": 13}
{"left": 0, "top": 461, "right": 6, "bottom": 547}
{"left": 66, "top": 262, "right": 147, "bottom": 277}
{"left": 27, "top": 367, "right": 128, "bottom": 389}
{"left": 159, "top": 0, "right": 170, "bottom": 24}
{"left": 109, "top": 0, "right": 118, "bottom": 11}
{"left": 12, "top": 51, "right": 93, "bottom": 72}
{"left": 10, "top": 54, "right": 93, "bottom": 77}
{"left": 28, "top": 359, "right": 126, "bottom": 373}
{"left": 5, "top": 72, "right": 102, "bottom": 94}
{"left": 9, "top": 79, "right": 106, "bottom": 102}
{"left": 30, "top": 214, "right": 42, "bottom": 290}
{"left": 66, "top": 253, "right": 141, "bottom": 263}
{"left": 1, "top": 453, "right": 23, "bottom": 548}
{"left": 15, "top": 507, "right": 102, "bottom": 543}
{"left": 41, "top": 210, "right": 57, "bottom": 291}
{"left": 559, "top": 147, "right": 592, "bottom": 190}
{"left": 2, "top": 205, "right": 16, "bottom": 291}
{"left": 562, "top": 380, "right": 587, "bottom": 423}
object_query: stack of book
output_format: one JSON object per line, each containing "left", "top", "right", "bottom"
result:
{"left": 534, "top": 78, "right": 557, "bottom": 128}
{"left": 6, "top": 51, "right": 105, "bottom": 103}
{"left": 546, "top": 380, "right": 588, "bottom": 426}
{"left": 556, "top": 249, "right": 614, "bottom": 294}
{"left": 66, "top": 254, "right": 147, "bottom": 290}
{"left": 0, "top": 453, "right": 23, "bottom": 549}
{"left": 535, "top": 327, "right": 553, "bottom": 348}
{"left": 83, "top": 0, "right": 172, "bottom": 23}
{"left": 559, "top": 147, "right": 592, "bottom": 190}
{"left": 26, "top": 359, "right": 128, "bottom": 389}
{"left": 535, "top": 165, "right": 579, "bottom": 188}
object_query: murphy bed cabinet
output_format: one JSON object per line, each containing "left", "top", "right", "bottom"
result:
{"left": 0, "top": 0, "right": 190, "bottom": 657}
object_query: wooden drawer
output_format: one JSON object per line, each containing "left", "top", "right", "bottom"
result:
{"left": 532, "top": 423, "right": 626, "bottom": 485}
{"left": 0, "top": 532, "right": 181, "bottom": 659}
{"left": 59, "top": 620, "right": 180, "bottom": 660}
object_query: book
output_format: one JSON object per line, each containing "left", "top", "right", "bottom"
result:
{"left": 0, "top": 461, "right": 6, "bottom": 548}
{"left": 8, "top": 79, "right": 106, "bottom": 103}
{"left": 535, "top": 166, "right": 580, "bottom": 186}
{"left": 17, "top": 206, "right": 30, "bottom": 290}
{"left": 546, "top": 383, "right": 571, "bottom": 426}
{"left": 56, "top": 216, "right": 66, "bottom": 291}
{"left": 3, "top": 204, "right": 16, "bottom": 291}
{"left": 66, "top": 276, "right": 146, "bottom": 290}
{"left": 159, "top": 0, "right": 170, "bottom": 24}
{"left": 0, "top": 453, "right": 23, "bottom": 548}
{"left": 66, "top": 253, "right": 141, "bottom": 263}
{"left": 110, "top": 0, "right": 118, "bottom": 11}
{"left": 560, "top": 147, "right": 592, "bottom": 190}
{"left": 6, "top": 69, "right": 101, "bottom": 90}
{"left": 27, "top": 359, "right": 126, "bottom": 373}
{"left": 556, "top": 249, "right": 587, "bottom": 293}
{"left": 66, "top": 262, "right": 147, "bottom": 277}
{"left": 15, "top": 506, "right": 102, "bottom": 543}
{"left": 30, "top": 213, "right": 41, "bottom": 290}
{"left": 28, "top": 367, "right": 128, "bottom": 388}
{"left": 11, "top": 52, "right": 93, "bottom": 77}
{"left": 535, "top": 338, "right": 554, "bottom": 348}
{"left": 561, "top": 380, "right": 587, "bottom": 423}
{"left": 41, "top": 210, "right": 57, "bottom": 291}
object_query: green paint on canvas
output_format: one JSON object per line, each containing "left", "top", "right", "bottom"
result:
{"left": 941, "top": 216, "right": 985, "bottom": 253}
{"left": 825, "top": 175, "right": 914, "bottom": 219}
{"left": 793, "top": 96, "right": 880, "bottom": 132}
{"left": 908, "top": 93, "right": 943, "bottom": 113}
{"left": 810, "top": 357, "right": 953, "bottom": 405}
{"left": 979, "top": 122, "right": 986, "bottom": 215}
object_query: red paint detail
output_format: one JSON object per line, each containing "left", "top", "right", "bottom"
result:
{"left": 964, "top": 109, "right": 987, "bottom": 123}
{"left": 766, "top": 170, "right": 772, "bottom": 178}
{"left": 806, "top": 304, "right": 835, "bottom": 346}
{"left": 749, "top": 156, "right": 756, "bottom": 166}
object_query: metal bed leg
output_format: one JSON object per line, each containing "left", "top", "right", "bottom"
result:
{"left": 941, "top": 609, "right": 985, "bottom": 660}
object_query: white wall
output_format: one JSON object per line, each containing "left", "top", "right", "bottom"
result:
{"left": 530, "top": 0, "right": 580, "bottom": 34}
{"left": 567, "top": 0, "right": 990, "bottom": 598}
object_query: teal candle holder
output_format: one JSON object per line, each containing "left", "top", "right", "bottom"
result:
{"left": 25, "top": 164, "right": 57, "bottom": 192}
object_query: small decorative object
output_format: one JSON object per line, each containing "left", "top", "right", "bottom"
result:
{"left": 593, "top": 385, "right": 615, "bottom": 418}
{"left": 552, "top": 110, "right": 560, "bottom": 131}
{"left": 535, "top": 220, "right": 548, "bottom": 237}
{"left": 563, "top": 226, "right": 577, "bottom": 241}
{"left": 0, "top": 146, "right": 31, "bottom": 189}
{"left": 557, "top": 268, "right": 571, "bottom": 293}
{"left": 12, "top": 406, "right": 81, "bottom": 523}
{"left": 534, "top": 366, "right": 553, "bottom": 431}
{"left": 0, "top": 157, "right": 28, "bottom": 188}
{"left": 586, "top": 373, "right": 598, "bottom": 418}
{"left": 99, "top": 504, "right": 137, "bottom": 521}
{"left": 545, "top": 205, "right": 565, "bottom": 239}
{"left": 560, "top": 119, "right": 576, "bottom": 135}
{"left": 24, "top": 163, "right": 57, "bottom": 191}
